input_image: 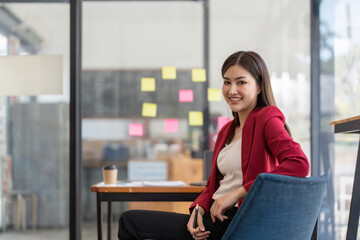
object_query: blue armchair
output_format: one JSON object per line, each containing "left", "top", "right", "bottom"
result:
{"left": 222, "top": 173, "right": 328, "bottom": 240}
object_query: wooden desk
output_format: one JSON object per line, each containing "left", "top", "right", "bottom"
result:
{"left": 91, "top": 183, "right": 205, "bottom": 240}
{"left": 331, "top": 116, "right": 360, "bottom": 240}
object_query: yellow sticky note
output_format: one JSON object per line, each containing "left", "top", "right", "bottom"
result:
{"left": 142, "top": 103, "right": 157, "bottom": 117}
{"left": 162, "top": 66, "right": 176, "bottom": 79}
{"left": 189, "top": 111, "right": 203, "bottom": 126}
{"left": 208, "top": 88, "right": 222, "bottom": 102}
{"left": 192, "top": 68, "right": 206, "bottom": 82}
{"left": 141, "top": 78, "right": 156, "bottom": 92}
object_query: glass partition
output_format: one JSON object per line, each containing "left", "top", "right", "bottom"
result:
{"left": 5, "top": 0, "right": 355, "bottom": 239}
{"left": 210, "top": 0, "right": 311, "bottom": 157}
{"left": 82, "top": 0, "right": 311, "bottom": 238}
{"left": 315, "top": 0, "right": 360, "bottom": 239}
{"left": 0, "top": 3, "right": 69, "bottom": 239}
{"left": 331, "top": 0, "right": 360, "bottom": 239}
{"left": 82, "top": 1, "right": 205, "bottom": 238}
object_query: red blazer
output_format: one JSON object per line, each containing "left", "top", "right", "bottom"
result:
{"left": 190, "top": 106, "right": 310, "bottom": 213}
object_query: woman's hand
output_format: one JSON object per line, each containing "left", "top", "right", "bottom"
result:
{"left": 210, "top": 187, "right": 247, "bottom": 223}
{"left": 187, "top": 206, "right": 210, "bottom": 240}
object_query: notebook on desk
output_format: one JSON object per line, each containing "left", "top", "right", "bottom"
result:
{"left": 99, "top": 180, "right": 186, "bottom": 187}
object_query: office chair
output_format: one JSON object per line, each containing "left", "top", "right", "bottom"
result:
{"left": 222, "top": 173, "right": 328, "bottom": 240}
{"left": 203, "top": 150, "right": 213, "bottom": 181}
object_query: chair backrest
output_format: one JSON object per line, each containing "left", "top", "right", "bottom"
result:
{"left": 203, "top": 150, "right": 213, "bottom": 181}
{"left": 222, "top": 173, "right": 329, "bottom": 240}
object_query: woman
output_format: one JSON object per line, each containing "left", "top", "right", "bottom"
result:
{"left": 118, "top": 51, "right": 310, "bottom": 240}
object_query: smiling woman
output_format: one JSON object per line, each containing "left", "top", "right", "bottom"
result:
{"left": 221, "top": 51, "right": 291, "bottom": 136}
{"left": 222, "top": 65, "right": 260, "bottom": 124}
{"left": 118, "top": 51, "right": 309, "bottom": 240}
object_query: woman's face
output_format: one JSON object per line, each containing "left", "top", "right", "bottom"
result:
{"left": 222, "top": 65, "right": 261, "bottom": 115}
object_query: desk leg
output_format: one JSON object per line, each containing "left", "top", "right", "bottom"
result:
{"left": 108, "top": 201, "right": 112, "bottom": 240}
{"left": 346, "top": 138, "right": 360, "bottom": 240}
{"left": 97, "top": 193, "right": 103, "bottom": 240}
{"left": 311, "top": 219, "right": 318, "bottom": 240}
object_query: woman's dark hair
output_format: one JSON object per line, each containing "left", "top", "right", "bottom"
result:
{"left": 221, "top": 51, "right": 291, "bottom": 136}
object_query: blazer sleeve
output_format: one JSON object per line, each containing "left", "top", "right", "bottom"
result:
{"left": 189, "top": 182, "right": 213, "bottom": 214}
{"left": 242, "top": 108, "right": 310, "bottom": 192}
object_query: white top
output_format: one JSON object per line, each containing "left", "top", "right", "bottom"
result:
{"left": 212, "top": 137, "right": 243, "bottom": 202}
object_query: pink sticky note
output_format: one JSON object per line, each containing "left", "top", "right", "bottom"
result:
{"left": 218, "top": 117, "right": 231, "bottom": 130}
{"left": 164, "top": 119, "right": 178, "bottom": 132}
{"left": 179, "top": 89, "right": 193, "bottom": 102}
{"left": 129, "top": 123, "right": 143, "bottom": 136}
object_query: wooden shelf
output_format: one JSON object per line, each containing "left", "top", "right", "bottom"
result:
{"left": 82, "top": 159, "right": 127, "bottom": 169}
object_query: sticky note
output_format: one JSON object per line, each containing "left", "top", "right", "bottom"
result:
{"left": 142, "top": 103, "right": 157, "bottom": 117}
{"left": 162, "top": 66, "right": 176, "bottom": 79}
{"left": 141, "top": 78, "right": 156, "bottom": 92}
{"left": 179, "top": 89, "right": 194, "bottom": 102}
{"left": 192, "top": 68, "right": 206, "bottom": 82}
{"left": 164, "top": 119, "right": 178, "bottom": 132}
{"left": 129, "top": 123, "right": 143, "bottom": 136}
{"left": 189, "top": 111, "right": 203, "bottom": 126}
{"left": 218, "top": 116, "right": 231, "bottom": 130}
{"left": 208, "top": 88, "right": 222, "bottom": 101}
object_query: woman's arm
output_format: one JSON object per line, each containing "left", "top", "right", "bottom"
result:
{"left": 264, "top": 115, "right": 310, "bottom": 176}
{"left": 243, "top": 112, "right": 310, "bottom": 192}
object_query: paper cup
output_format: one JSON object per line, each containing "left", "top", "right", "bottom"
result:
{"left": 102, "top": 165, "right": 118, "bottom": 185}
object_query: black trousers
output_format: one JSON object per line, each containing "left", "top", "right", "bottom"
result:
{"left": 118, "top": 207, "right": 237, "bottom": 240}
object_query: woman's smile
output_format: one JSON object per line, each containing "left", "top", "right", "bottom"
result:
{"left": 228, "top": 97, "right": 243, "bottom": 104}
{"left": 222, "top": 65, "right": 260, "bottom": 115}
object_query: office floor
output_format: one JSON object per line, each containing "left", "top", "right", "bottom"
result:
{"left": 0, "top": 221, "right": 119, "bottom": 240}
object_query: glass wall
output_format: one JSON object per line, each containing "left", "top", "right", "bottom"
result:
{"left": 0, "top": 3, "right": 69, "bottom": 239}
{"left": 6, "top": 0, "right": 360, "bottom": 239}
{"left": 81, "top": 2, "right": 206, "bottom": 238}
{"left": 315, "top": 0, "right": 360, "bottom": 239}
{"left": 210, "top": 0, "right": 311, "bottom": 156}
{"left": 81, "top": 0, "right": 310, "bottom": 239}
{"left": 330, "top": 0, "right": 360, "bottom": 239}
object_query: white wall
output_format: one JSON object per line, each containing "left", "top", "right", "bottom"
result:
{"left": 82, "top": 2, "right": 203, "bottom": 69}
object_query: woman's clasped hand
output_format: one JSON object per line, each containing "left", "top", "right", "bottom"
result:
{"left": 210, "top": 186, "right": 246, "bottom": 223}
{"left": 187, "top": 205, "right": 210, "bottom": 240}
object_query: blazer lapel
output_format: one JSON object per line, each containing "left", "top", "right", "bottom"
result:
{"left": 210, "top": 120, "right": 235, "bottom": 187}
{"left": 241, "top": 107, "right": 260, "bottom": 174}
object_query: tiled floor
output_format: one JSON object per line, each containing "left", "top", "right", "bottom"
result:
{"left": 0, "top": 221, "right": 119, "bottom": 240}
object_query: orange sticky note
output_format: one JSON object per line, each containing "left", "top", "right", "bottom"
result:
{"left": 141, "top": 78, "right": 156, "bottom": 92}
{"left": 142, "top": 103, "right": 157, "bottom": 117}
{"left": 217, "top": 116, "right": 231, "bottom": 130}
{"left": 179, "top": 89, "right": 194, "bottom": 102}
{"left": 208, "top": 88, "right": 222, "bottom": 101}
{"left": 192, "top": 68, "right": 206, "bottom": 82}
{"left": 164, "top": 119, "right": 178, "bottom": 132}
{"left": 189, "top": 111, "right": 203, "bottom": 126}
{"left": 162, "top": 66, "right": 176, "bottom": 79}
{"left": 129, "top": 123, "right": 143, "bottom": 136}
